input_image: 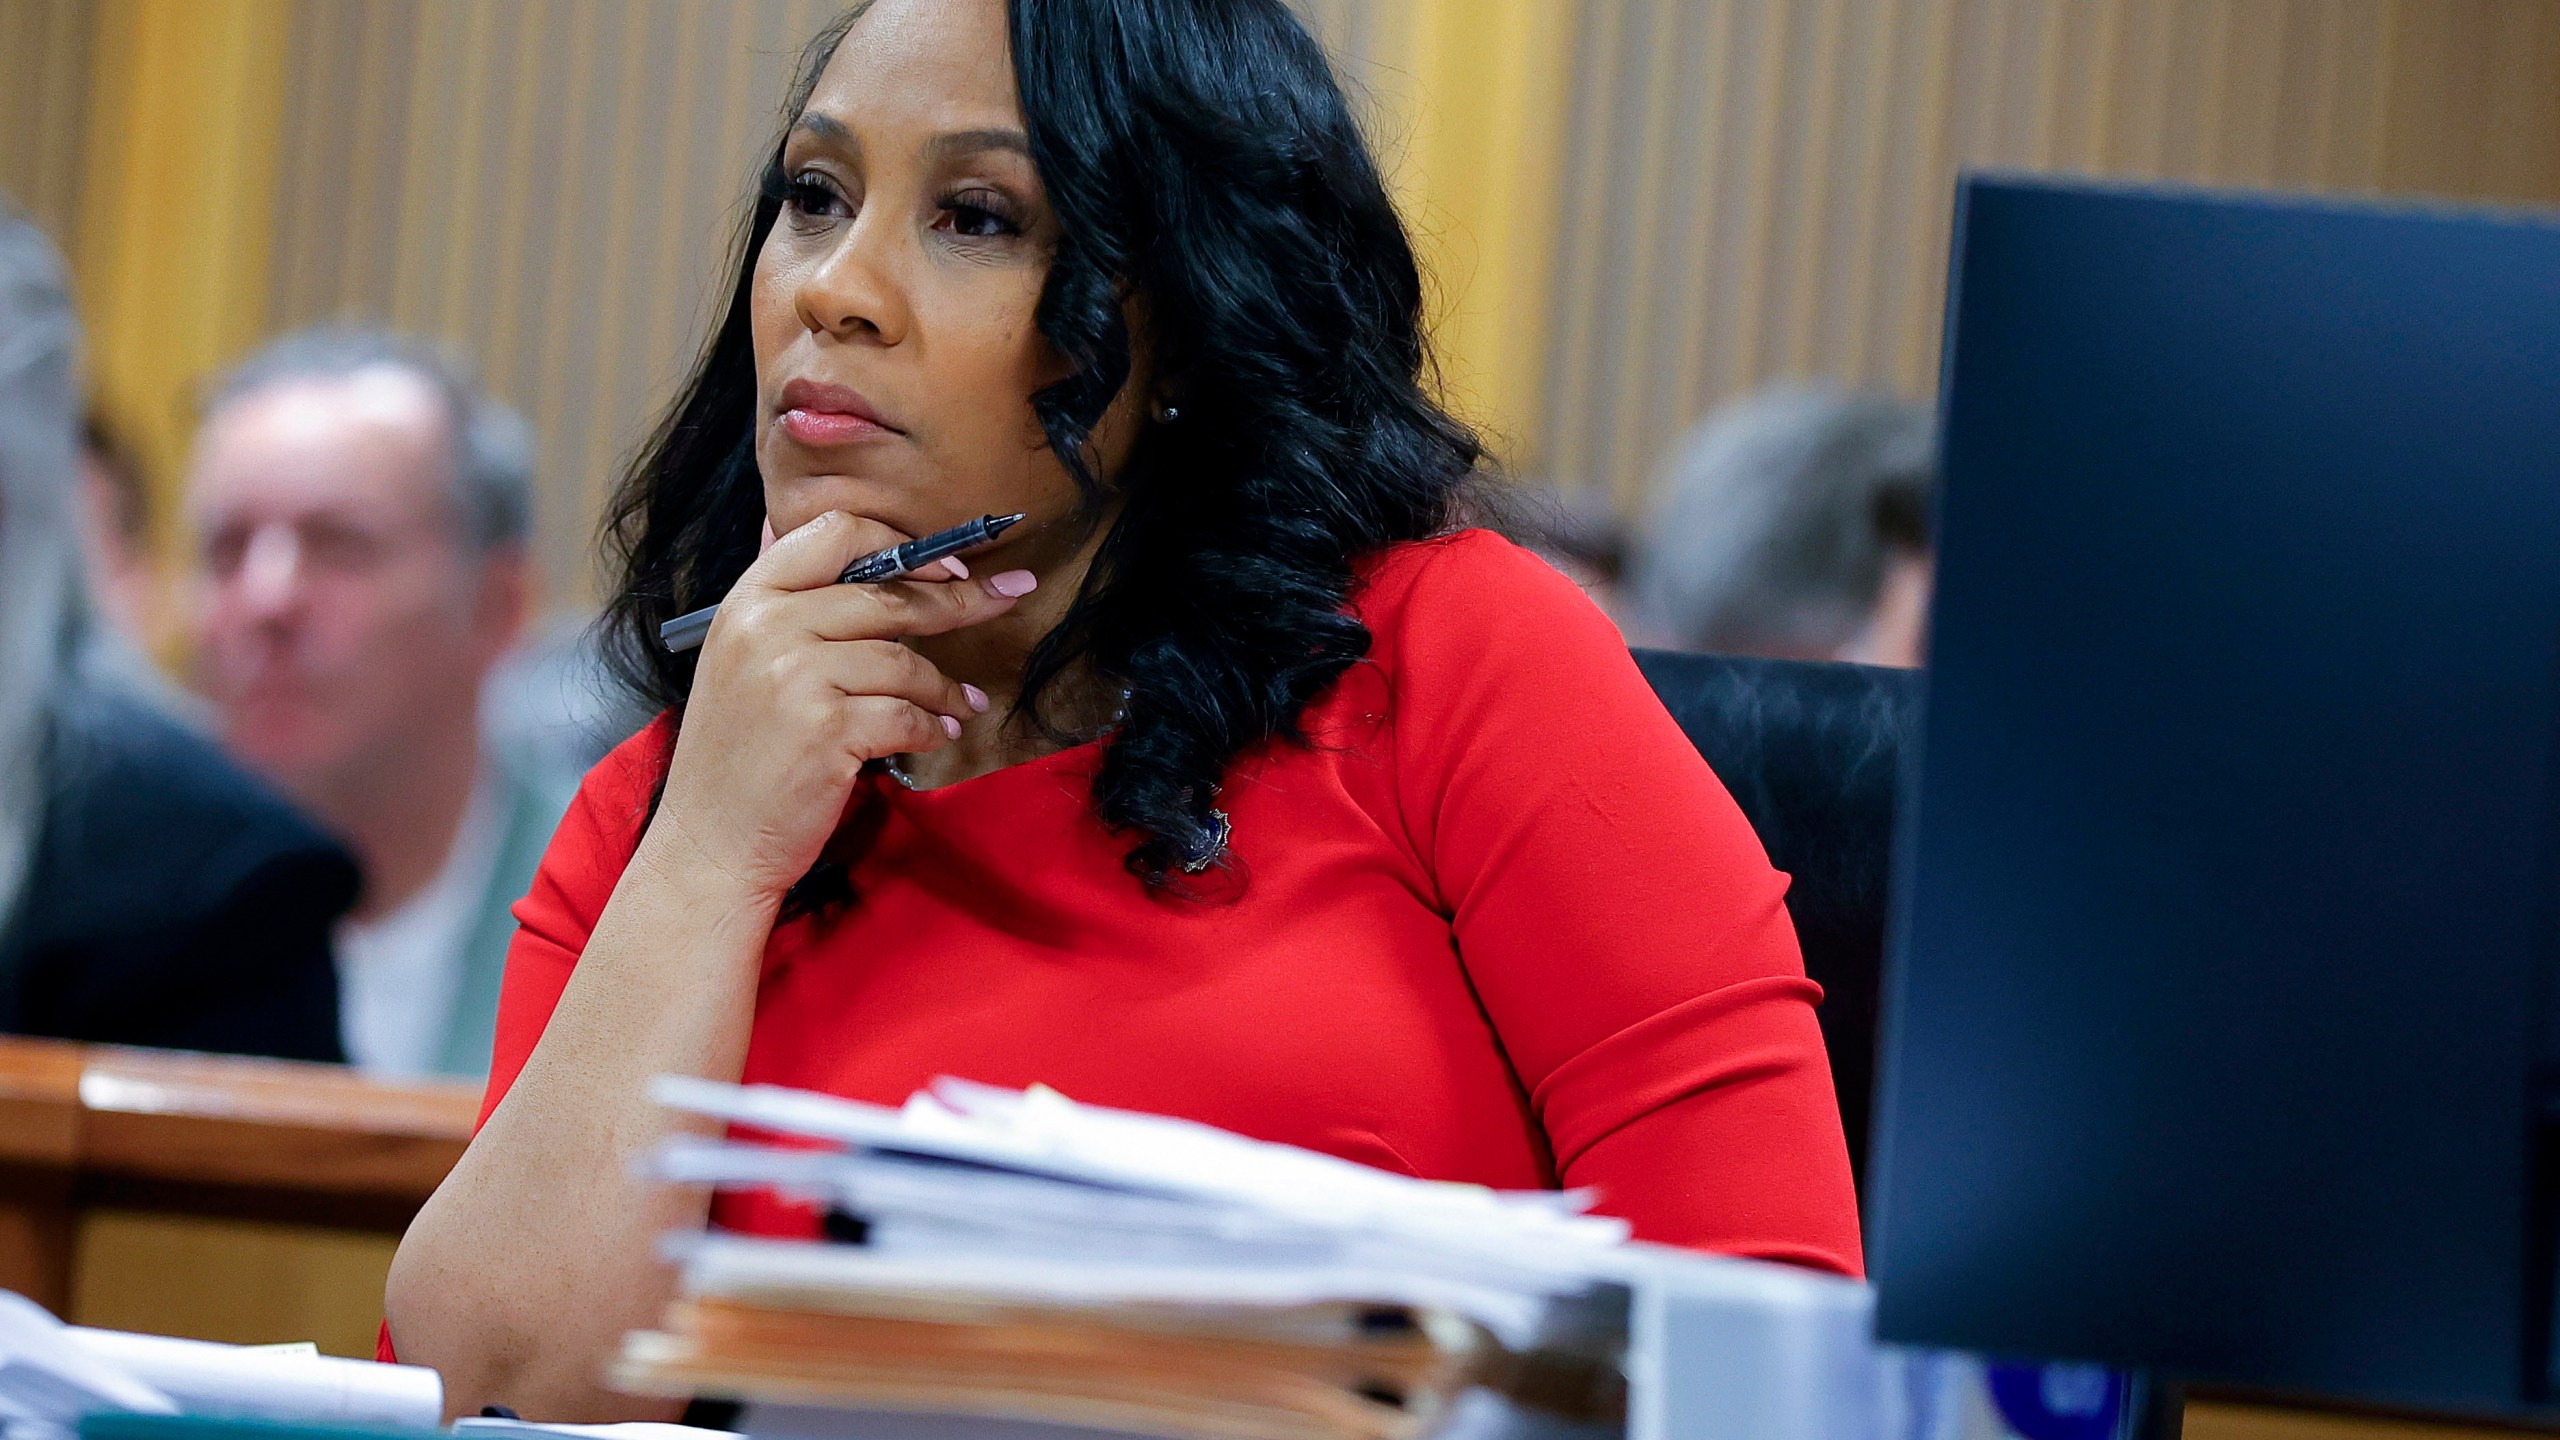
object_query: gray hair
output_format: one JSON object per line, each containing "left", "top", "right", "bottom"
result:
{"left": 1627, "top": 384, "right": 1933, "bottom": 657}
{"left": 208, "top": 327, "right": 535, "bottom": 551}
{"left": 0, "top": 206, "right": 83, "bottom": 923}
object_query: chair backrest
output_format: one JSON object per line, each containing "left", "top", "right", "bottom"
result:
{"left": 1632, "top": 648, "right": 1920, "bottom": 1186}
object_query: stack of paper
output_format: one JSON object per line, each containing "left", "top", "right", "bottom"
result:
{"left": 0, "top": 1292, "right": 443, "bottom": 1440}
{"left": 616, "top": 1078, "right": 1640, "bottom": 1440}
{"left": 0, "top": 1294, "right": 174, "bottom": 1440}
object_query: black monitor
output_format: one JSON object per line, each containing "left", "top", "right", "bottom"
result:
{"left": 1868, "top": 175, "right": 2560, "bottom": 1417}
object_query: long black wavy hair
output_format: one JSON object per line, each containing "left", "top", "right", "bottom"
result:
{"left": 600, "top": 0, "right": 1486, "bottom": 891}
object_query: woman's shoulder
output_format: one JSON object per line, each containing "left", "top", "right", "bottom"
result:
{"left": 505, "top": 711, "right": 676, "bottom": 963}
{"left": 1325, "top": 526, "right": 1656, "bottom": 778}
{"left": 565, "top": 710, "right": 677, "bottom": 845}
{"left": 590, "top": 709, "right": 678, "bottom": 791}
{"left": 1350, "top": 527, "right": 1620, "bottom": 657}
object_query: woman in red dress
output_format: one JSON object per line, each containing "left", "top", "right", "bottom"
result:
{"left": 387, "top": 0, "right": 1860, "bottom": 1418}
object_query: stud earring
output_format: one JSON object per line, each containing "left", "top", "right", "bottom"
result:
{"left": 1154, "top": 403, "right": 1181, "bottom": 424}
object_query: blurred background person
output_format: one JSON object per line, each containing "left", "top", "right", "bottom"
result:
{"left": 0, "top": 205, "right": 351, "bottom": 1060}
{"left": 77, "top": 411, "right": 161, "bottom": 653}
{"left": 73, "top": 408, "right": 205, "bottom": 720}
{"left": 185, "top": 329, "right": 575, "bottom": 1080}
{"left": 479, "top": 613, "right": 658, "bottom": 783}
{"left": 1624, "top": 385, "right": 1935, "bottom": 668}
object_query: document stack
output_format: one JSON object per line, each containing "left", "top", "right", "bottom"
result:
{"left": 615, "top": 1078, "right": 1642, "bottom": 1440}
{"left": 0, "top": 1292, "right": 443, "bottom": 1440}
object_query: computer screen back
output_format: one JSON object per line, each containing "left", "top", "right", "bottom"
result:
{"left": 1869, "top": 176, "right": 2560, "bottom": 1413}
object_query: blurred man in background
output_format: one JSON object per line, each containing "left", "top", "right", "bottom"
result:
{"left": 1625, "top": 385, "right": 1935, "bottom": 667}
{"left": 0, "top": 206, "right": 352, "bottom": 1060}
{"left": 185, "top": 330, "right": 572, "bottom": 1080}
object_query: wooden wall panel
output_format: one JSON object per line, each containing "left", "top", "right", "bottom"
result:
{"left": 15, "top": 0, "right": 2560, "bottom": 593}
{"left": 0, "top": 0, "right": 99, "bottom": 253}
{"left": 257, "top": 0, "right": 830, "bottom": 606}
{"left": 66, "top": 0, "right": 294, "bottom": 554}
{"left": 1537, "top": 0, "right": 2560, "bottom": 515}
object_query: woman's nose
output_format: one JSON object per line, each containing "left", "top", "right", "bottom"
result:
{"left": 237, "top": 522, "right": 305, "bottom": 615}
{"left": 796, "top": 220, "right": 911, "bottom": 346}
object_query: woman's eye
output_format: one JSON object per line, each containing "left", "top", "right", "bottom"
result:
{"left": 938, "top": 194, "right": 1022, "bottom": 239}
{"left": 784, "top": 175, "right": 849, "bottom": 222}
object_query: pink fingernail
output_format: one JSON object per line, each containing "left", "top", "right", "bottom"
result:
{"left": 940, "top": 556, "right": 970, "bottom": 579}
{"left": 962, "top": 684, "right": 989, "bottom": 713}
{"left": 987, "top": 570, "right": 1038, "bottom": 598}
{"left": 939, "top": 714, "right": 963, "bottom": 739}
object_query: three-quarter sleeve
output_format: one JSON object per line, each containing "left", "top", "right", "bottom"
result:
{"left": 1379, "top": 533, "right": 1863, "bottom": 1274}
{"left": 477, "top": 715, "right": 671, "bottom": 1127}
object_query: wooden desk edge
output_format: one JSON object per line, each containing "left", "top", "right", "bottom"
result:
{"left": 0, "top": 1039, "right": 479, "bottom": 1203}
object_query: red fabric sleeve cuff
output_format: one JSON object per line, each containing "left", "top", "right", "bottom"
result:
{"left": 1528, "top": 974, "right": 1829, "bottom": 1174}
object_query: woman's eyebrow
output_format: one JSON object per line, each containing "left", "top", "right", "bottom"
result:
{"left": 922, "top": 128, "right": 1032, "bottom": 162}
{"left": 792, "top": 113, "right": 856, "bottom": 148}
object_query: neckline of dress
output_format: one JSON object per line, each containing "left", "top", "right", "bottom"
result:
{"left": 871, "top": 732, "right": 1108, "bottom": 800}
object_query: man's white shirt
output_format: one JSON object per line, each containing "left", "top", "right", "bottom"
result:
{"left": 335, "top": 770, "right": 505, "bottom": 1078}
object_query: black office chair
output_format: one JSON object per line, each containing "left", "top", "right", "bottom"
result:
{"left": 1633, "top": 648, "right": 1921, "bottom": 1188}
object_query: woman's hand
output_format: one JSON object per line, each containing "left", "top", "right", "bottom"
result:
{"left": 390, "top": 511, "right": 1034, "bottom": 1420}
{"left": 392, "top": 516, "right": 1038, "bottom": 1419}
{"left": 651, "top": 510, "right": 1032, "bottom": 898}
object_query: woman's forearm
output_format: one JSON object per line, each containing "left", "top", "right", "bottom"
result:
{"left": 385, "top": 822, "right": 780, "bottom": 1421}
{"left": 386, "top": 513, "right": 1021, "bottom": 1417}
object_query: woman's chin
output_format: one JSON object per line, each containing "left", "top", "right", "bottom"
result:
{"left": 764, "top": 472, "right": 917, "bottom": 534}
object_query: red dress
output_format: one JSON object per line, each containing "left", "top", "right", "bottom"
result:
{"left": 481, "top": 529, "right": 1860, "bottom": 1271}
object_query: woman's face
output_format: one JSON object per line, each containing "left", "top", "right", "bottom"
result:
{"left": 750, "top": 0, "right": 1145, "bottom": 561}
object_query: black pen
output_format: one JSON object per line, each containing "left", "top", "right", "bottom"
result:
{"left": 658, "top": 512, "right": 1026, "bottom": 653}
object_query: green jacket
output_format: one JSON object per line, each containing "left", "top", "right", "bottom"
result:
{"left": 431, "top": 758, "right": 579, "bottom": 1081}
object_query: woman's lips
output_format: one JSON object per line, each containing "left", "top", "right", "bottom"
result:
{"left": 777, "top": 378, "right": 901, "bottom": 448}
{"left": 780, "top": 407, "right": 894, "bottom": 446}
